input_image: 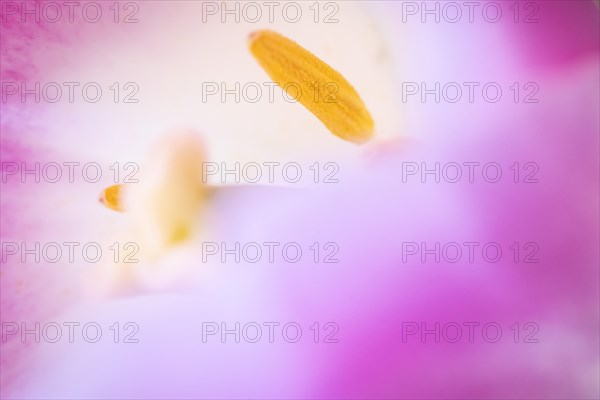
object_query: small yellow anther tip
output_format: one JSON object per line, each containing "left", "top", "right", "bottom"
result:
{"left": 99, "top": 184, "right": 125, "bottom": 212}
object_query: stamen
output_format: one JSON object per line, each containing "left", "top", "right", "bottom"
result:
{"left": 249, "top": 29, "right": 375, "bottom": 144}
{"left": 99, "top": 184, "right": 125, "bottom": 212}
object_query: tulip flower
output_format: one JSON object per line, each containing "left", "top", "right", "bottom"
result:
{"left": 1, "top": 1, "right": 598, "bottom": 399}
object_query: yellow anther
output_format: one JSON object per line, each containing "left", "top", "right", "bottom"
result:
{"left": 99, "top": 184, "right": 125, "bottom": 212}
{"left": 249, "top": 29, "right": 375, "bottom": 144}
